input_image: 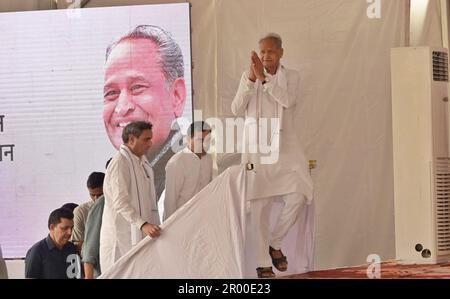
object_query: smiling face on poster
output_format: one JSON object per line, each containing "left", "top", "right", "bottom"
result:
{"left": 0, "top": 4, "right": 192, "bottom": 258}
{"left": 103, "top": 26, "right": 187, "bottom": 158}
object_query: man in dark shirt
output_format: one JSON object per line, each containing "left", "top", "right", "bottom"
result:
{"left": 25, "top": 208, "right": 80, "bottom": 279}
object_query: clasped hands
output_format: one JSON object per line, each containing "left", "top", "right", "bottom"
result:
{"left": 248, "top": 51, "right": 266, "bottom": 83}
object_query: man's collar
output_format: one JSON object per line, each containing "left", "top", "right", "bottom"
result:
{"left": 120, "top": 144, "right": 147, "bottom": 164}
{"left": 264, "top": 64, "right": 283, "bottom": 77}
{"left": 45, "top": 234, "right": 56, "bottom": 250}
{"left": 183, "top": 146, "right": 203, "bottom": 159}
{"left": 95, "top": 194, "right": 105, "bottom": 202}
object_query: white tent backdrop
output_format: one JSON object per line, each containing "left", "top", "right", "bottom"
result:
{"left": 1, "top": 0, "right": 445, "bottom": 273}
{"left": 410, "top": 0, "right": 444, "bottom": 47}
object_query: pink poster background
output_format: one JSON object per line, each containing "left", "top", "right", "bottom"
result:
{"left": 0, "top": 3, "right": 192, "bottom": 258}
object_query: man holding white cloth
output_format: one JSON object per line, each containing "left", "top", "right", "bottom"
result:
{"left": 232, "top": 33, "right": 314, "bottom": 278}
{"left": 100, "top": 121, "right": 161, "bottom": 273}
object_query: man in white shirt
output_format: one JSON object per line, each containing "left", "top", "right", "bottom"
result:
{"left": 163, "top": 121, "right": 213, "bottom": 221}
{"left": 232, "top": 33, "right": 313, "bottom": 278}
{"left": 100, "top": 121, "right": 161, "bottom": 273}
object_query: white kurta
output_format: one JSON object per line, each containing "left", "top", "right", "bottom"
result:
{"left": 232, "top": 65, "right": 315, "bottom": 270}
{"left": 231, "top": 65, "right": 313, "bottom": 202}
{"left": 100, "top": 145, "right": 160, "bottom": 273}
{"left": 163, "top": 147, "right": 213, "bottom": 221}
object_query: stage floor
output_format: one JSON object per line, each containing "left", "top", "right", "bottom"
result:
{"left": 281, "top": 261, "right": 450, "bottom": 279}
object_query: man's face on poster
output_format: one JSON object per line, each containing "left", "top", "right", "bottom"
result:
{"left": 103, "top": 38, "right": 186, "bottom": 152}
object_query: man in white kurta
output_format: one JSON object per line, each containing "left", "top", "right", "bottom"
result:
{"left": 163, "top": 121, "right": 213, "bottom": 221}
{"left": 100, "top": 121, "right": 161, "bottom": 273}
{"left": 231, "top": 33, "right": 313, "bottom": 278}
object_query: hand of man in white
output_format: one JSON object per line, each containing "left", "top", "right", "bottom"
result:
{"left": 141, "top": 223, "right": 161, "bottom": 238}
{"left": 248, "top": 52, "right": 257, "bottom": 82}
{"left": 251, "top": 51, "right": 265, "bottom": 81}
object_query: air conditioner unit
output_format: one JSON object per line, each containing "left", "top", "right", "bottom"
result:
{"left": 391, "top": 47, "right": 450, "bottom": 264}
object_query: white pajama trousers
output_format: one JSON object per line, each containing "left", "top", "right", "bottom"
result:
{"left": 250, "top": 192, "right": 306, "bottom": 268}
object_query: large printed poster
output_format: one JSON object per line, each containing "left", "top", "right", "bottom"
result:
{"left": 0, "top": 3, "right": 192, "bottom": 258}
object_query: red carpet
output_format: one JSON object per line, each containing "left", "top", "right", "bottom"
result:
{"left": 281, "top": 261, "right": 450, "bottom": 279}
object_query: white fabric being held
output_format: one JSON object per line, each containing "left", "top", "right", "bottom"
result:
{"left": 98, "top": 165, "right": 313, "bottom": 278}
{"left": 99, "top": 166, "right": 247, "bottom": 279}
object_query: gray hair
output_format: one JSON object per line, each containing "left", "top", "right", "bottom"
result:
{"left": 259, "top": 33, "right": 283, "bottom": 49}
{"left": 122, "top": 121, "right": 153, "bottom": 144}
{"left": 106, "top": 25, "right": 184, "bottom": 84}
